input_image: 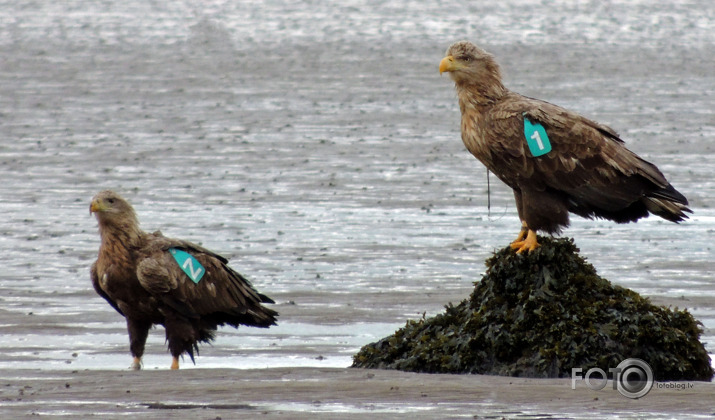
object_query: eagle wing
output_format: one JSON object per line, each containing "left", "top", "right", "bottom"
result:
{"left": 484, "top": 94, "right": 676, "bottom": 214}
{"left": 135, "top": 232, "right": 276, "bottom": 326}
{"left": 90, "top": 261, "right": 125, "bottom": 316}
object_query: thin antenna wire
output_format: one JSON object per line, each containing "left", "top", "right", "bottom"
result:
{"left": 486, "top": 168, "right": 491, "bottom": 217}
{"left": 485, "top": 169, "right": 509, "bottom": 221}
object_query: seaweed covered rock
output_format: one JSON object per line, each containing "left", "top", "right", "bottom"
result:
{"left": 353, "top": 237, "right": 713, "bottom": 381}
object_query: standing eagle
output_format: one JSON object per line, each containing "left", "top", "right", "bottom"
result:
{"left": 89, "top": 190, "right": 278, "bottom": 370}
{"left": 439, "top": 41, "right": 691, "bottom": 253}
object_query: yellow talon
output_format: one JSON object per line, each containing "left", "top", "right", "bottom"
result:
{"left": 170, "top": 357, "right": 180, "bottom": 370}
{"left": 511, "top": 222, "right": 528, "bottom": 244}
{"left": 131, "top": 357, "right": 142, "bottom": 370}
{"left": 510, "top": 229, "right": 540, "bottom": 254}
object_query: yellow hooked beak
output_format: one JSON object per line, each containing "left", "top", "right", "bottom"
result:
{"left": 439, "top": 55, "right": 457, "bottom": 74}
{"left": 89, "top": 199, "right": 105, "bottom": 215}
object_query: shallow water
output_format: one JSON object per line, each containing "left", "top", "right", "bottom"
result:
{"left": 0, "top": 0, "right": 713, "bottom": 385}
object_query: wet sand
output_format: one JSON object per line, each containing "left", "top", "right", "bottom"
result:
{"left": 1, "top": 1, "right": 714, "bottom": 418}
{"left": 2, "top": 367, "right": 714, "bottom": 419}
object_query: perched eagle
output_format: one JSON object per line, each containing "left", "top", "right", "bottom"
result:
{"left": 439, "top": 41, "right": 691, "bottom": 253}
{"left": 89, "top": 190, "right": 277, "bottom": 370}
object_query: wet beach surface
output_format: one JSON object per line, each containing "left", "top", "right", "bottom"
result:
{"left": 2, "top": 368, "right": 715, "bottom": 419}
{"left": 1, "top": 0, "right": 714, "bottom": 418}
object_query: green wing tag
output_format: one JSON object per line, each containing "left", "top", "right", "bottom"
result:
{"left": 523, "top": 115, "right": 552, "bottom": 157}
{"left": 169, "top": 248, "right": 205, "bottom": 284}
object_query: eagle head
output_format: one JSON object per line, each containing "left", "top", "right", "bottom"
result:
{"left": 439, "top": 41, "right": 503, "bottom": 88}
{"left": 90, "top": 190, "right": 139, "bottom": 229}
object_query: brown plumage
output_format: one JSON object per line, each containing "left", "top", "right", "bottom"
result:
{"left": 439, "top": 41, "right": 691, "bottom": 253}
{"left": 89, "top": 190, "right": 277, "bottom": 370}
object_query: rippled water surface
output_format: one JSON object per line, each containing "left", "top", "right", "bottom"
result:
{"left": 0, "top": 0, "right": 713, "bottom": 379}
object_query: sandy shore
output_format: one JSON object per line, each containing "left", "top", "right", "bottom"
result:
{"left": 2, "top": 367, "right": 713, "bottom": 419}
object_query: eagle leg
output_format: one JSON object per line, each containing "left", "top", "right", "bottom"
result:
{"left": 510, "top": 229, "right": 540, "bottom": 254}
{"left": 127, "top": 319, "right": 150, "bottom": 371}
{"left": 170, "top": 356, "right": 180, "bottom": 370}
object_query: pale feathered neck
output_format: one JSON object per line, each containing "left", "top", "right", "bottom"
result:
{"left": 97, "top": 210, "right": 143, "bottom": 249}
{"left": 453, "top": 61, "right": 508, "bottom": 108}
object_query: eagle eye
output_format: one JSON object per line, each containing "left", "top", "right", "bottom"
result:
{"left": 107, "top": 198, "right": 116, "bottom": 204}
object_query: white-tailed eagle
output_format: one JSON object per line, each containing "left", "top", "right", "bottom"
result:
{"left": 439, "top": 41, "right": 691, "bottom": 253}
{"left": 90, "top": 190, "right": 277, "bottom": 369}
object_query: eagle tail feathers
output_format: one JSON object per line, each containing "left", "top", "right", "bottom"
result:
{"left": 643, "top": 195, "right": 692, "bottom": 223}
